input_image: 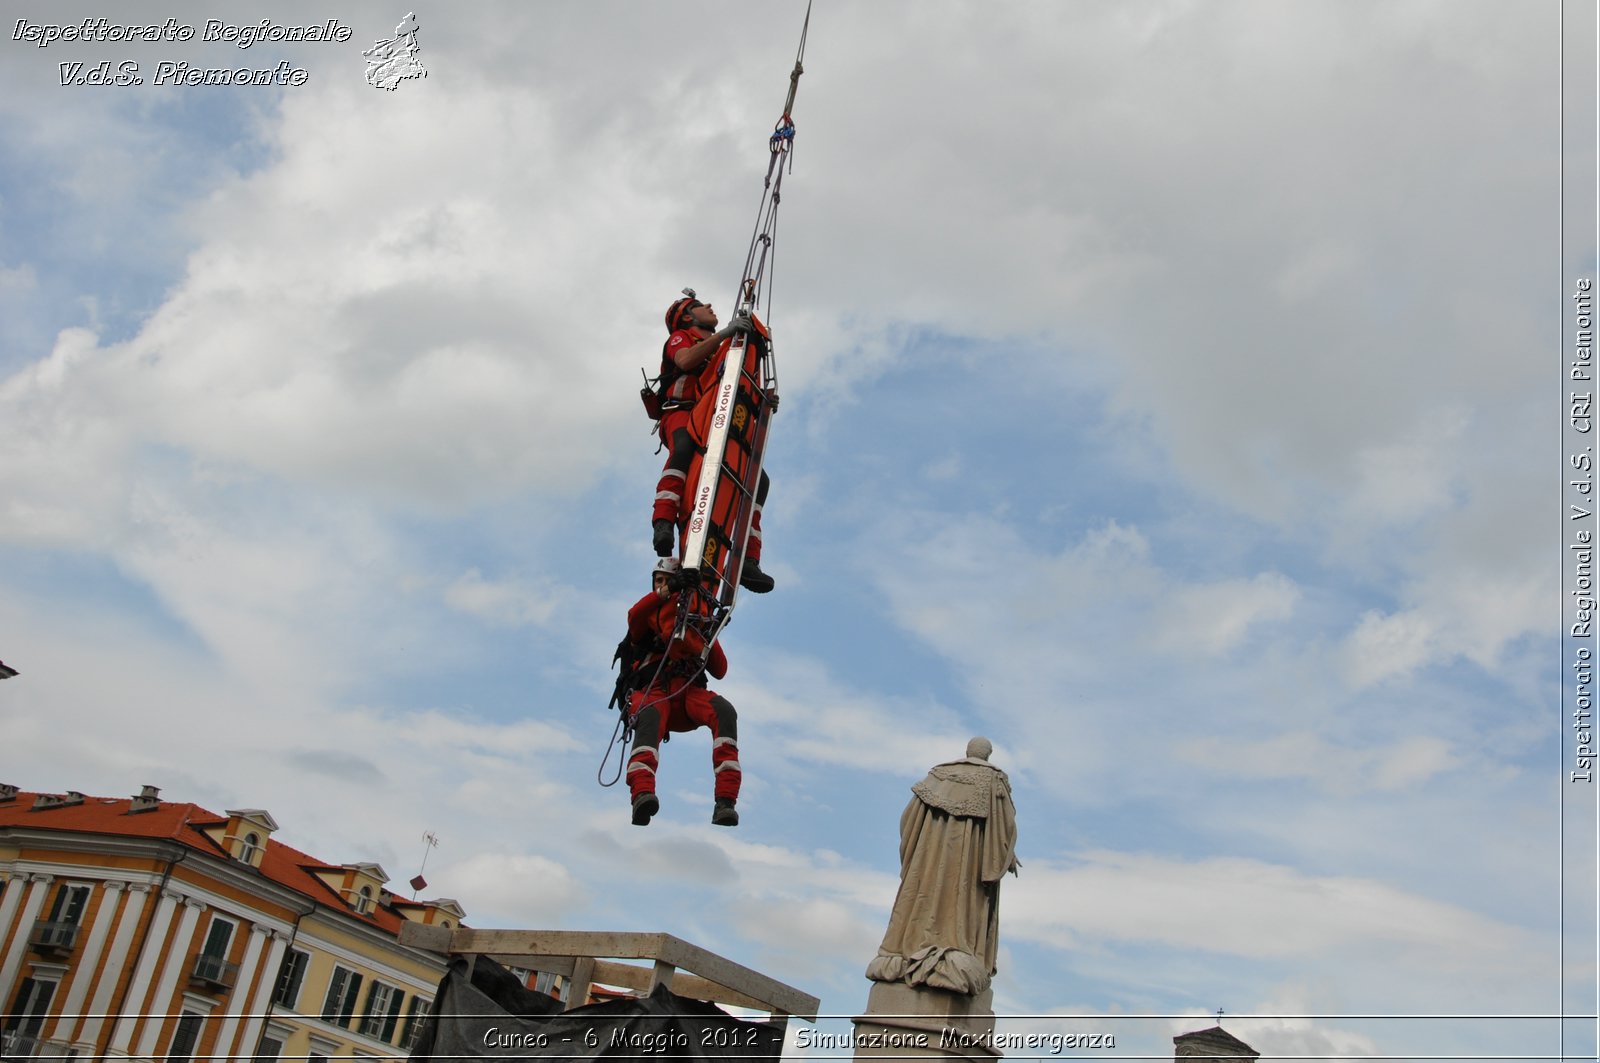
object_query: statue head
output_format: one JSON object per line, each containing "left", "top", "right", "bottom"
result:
{"left": 966, "top": 736, "right": 993, "bottom": 761}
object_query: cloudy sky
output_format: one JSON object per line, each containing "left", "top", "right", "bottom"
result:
{"left": 1, "top": 1, "right": 1593, "bottom": 1059}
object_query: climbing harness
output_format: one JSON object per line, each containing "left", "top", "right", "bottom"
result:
{"left": 600, "top": 630, "right": 714, "bottom": 788}
{"left": 599, "top": 566, "right": 716, "bottom": 788}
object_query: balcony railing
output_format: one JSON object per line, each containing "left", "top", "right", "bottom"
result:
{"left": 27, "top": 920, "right": 79, "bottom": 953}
{"left": 190, "top": 952, "right": 240, "bottom": 990}
{"left": 0, "top": 1032, "right": 50, "bottom": 1061}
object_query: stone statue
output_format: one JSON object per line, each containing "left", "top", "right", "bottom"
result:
{"left": 865, "top": 737, "right": 1019, "bottom": 996}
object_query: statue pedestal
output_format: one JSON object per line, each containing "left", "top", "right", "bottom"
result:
{"left": 851, "top": 981, "right": 1002, "bottom": 1061}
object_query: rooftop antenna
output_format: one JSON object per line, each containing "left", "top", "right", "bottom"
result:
{"left": 409, "top": 831, "right": 438, "bottom": 898}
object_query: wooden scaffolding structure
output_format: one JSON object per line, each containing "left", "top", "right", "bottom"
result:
{"left": 398, "top": 924, "right": 820, "bottom": 1033}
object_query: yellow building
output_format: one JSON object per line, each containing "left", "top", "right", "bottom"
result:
{"left": 0, "top": 784, "right": 464, "bottom": 1063}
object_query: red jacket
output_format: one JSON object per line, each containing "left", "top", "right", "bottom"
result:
{"left": 627, "top": 591, "right": 727, "bottom": 679}
{"left": 657, "top": 316, "right": 771, "bottom": 411}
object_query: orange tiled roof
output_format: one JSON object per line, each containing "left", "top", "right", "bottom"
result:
{"left": 0, "top": 790, "right": 412, "bottom": 935}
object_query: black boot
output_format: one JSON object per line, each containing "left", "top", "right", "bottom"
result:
{"left": 712, "top": 797, "right": 739, "bottom": 827}
{"left": 739, "top": 558, "right": 775, "bottom": 594}
{"left": 631, "top": 792, "right": 659, "bottom": 826}
{"left": 652, "top": 519, "right": 675, "bottom": 558}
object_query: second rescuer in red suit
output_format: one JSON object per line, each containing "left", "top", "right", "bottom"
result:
{"left": 623, "top": 558, "right": 742, "bottom": 827}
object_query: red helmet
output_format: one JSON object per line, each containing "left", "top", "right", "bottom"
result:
{"left": 665, "top": 288, "right": 702, "bottom": 332}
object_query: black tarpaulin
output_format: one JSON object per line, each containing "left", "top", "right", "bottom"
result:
{"left": 409, "top": 956, "right": 784, "bottom": 1062}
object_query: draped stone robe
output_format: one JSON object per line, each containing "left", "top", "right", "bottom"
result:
{"left": 865, "top": 753, "right": 1019, "bottom": 995}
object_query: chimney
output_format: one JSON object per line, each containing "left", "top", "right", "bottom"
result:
{"left": 32, "top": 791, "right": 86, "bottom": 811}
{"left": 129, "top": 785, "right": 162, "bottom": 813}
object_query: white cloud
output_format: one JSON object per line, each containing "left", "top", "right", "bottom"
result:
{"left": 868, "top": 515, "right": 1330, "bottom": 803}
{"left": 1346, "top": 409, "right": 1470, "bottom": 526}
{"left": 721, "top": 653, "right": 976, "bottom": 778}
{"left": 728, "top": 896, "right": 884, "bottom": 986}
{"left": 1009, "top": 850, "right": 1538, "bottom": 975}
{"left": 1177, "top": 733, "right": 1460, "bottom": 795}
{"left": 432, "top": 852, "right": 586, "bottom": 925}
{"left": 1228, "top": 985, "right": 1382, "bottom": 1062}
{"left": 444, "top": 569, "right": 561, "bottom": 629}
{"left": 1153, "top": 573, "right": 1300, "bottom": 657}
{"left": 0, "top": 262, "right": 36, "bottom": 293}
{"left": 1342, "top": 608, "right": 1444, "bottom": 688}
{"left": 1, "top": 83, "right": 683, "bottom": 526}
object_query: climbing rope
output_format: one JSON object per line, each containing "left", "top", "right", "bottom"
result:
{"left": 734, "top": 0, "right": 811, "bottom": 347}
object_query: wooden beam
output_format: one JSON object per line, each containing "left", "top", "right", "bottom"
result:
{"left": 648, "top": 958, "right": 676, "bottom": 993}
{"left": 397, "top": 922, "right": 452, "bottom": 953}
{"left": 446, "top": 930, "right": 676, "bottom": 961}
{"left": 406, "top": 927, "right": 819, "bottom": 1023}
{"left": 565, "top": 956, "right": 594, "bottom": 1013}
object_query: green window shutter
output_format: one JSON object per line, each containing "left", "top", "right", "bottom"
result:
{"left": 400, "top": 998, "right": 431, "bottom": 1050}
{"left": 274, "top": 950, "right": 308, "bottom": 1009}
{"left": 340, "top": 972, "right": 364, "bottom": 1026}
{"left": 201, "top": 918, "right": 232, "bottom": 959}
{"left": 167, "top": 1013, "right": 203, "bottom": 1063}
{"left": 383, "top": 988, "right": 404, "bottom": 1042}
{"left": 320, "top": 967, "right": 348, "bottom": 1021}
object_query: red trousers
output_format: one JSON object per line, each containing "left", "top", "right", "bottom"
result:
{"left": 626, "top": 684, "right": 741, "bottom": 802}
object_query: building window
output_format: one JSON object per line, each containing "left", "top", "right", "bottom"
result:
{"left": 240, "top": 833, "right": 260, "bottom": 863}
{"left": 200, "top": 916, "right": 235, "bottom": 959}
{"left": 353, "top": 885, "right": 374, "bottom": 915}
{"left": 2, "top": 977, "right": 58, "bottom": 1058}
{"left": 358, "top": 982, "right": 403, "bottom": 1042}
{"left": 191, "top": 915, "right": 238, "bottom": 988}
{"left": 400, "top": 998, "right": 431, "bottom": 1052}
{"left": 272, "top": 949, "right": 309, "bottom": 1010}
{"left": 32, "top": 883, "right": 90, "bottom": 951}
{"left": 256, "top": 1022, "right": 294, "bottom": 1063}
{"left": 48, "top": 884, "right": 90, "bottom": 925}
{"left": 320, "top": 966, "right": 363, "bottom": 1027}
{"left": 533, "top": 971, "right": 559, "bottom": 997}
{"left": 166, "top": 1012, "right": 205, "bottom": 1063}
{"left": 305, "top": 1036, "right": 338, "bottom": 1063}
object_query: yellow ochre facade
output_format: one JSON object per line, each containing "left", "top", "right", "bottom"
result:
{"left": 0, "top": 784, "right": 468, "bottom": 1063}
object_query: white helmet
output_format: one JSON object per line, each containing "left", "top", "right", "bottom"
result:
{"left": 653, "top": 557, "right": 682, "bottom": 580}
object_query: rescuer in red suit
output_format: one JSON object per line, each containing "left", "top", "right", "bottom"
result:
{"left": 652, "top": 293, "right": 775, "bottom": 594}
{"left": 622, "top": 558, "right": 742, "bottom": 827}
